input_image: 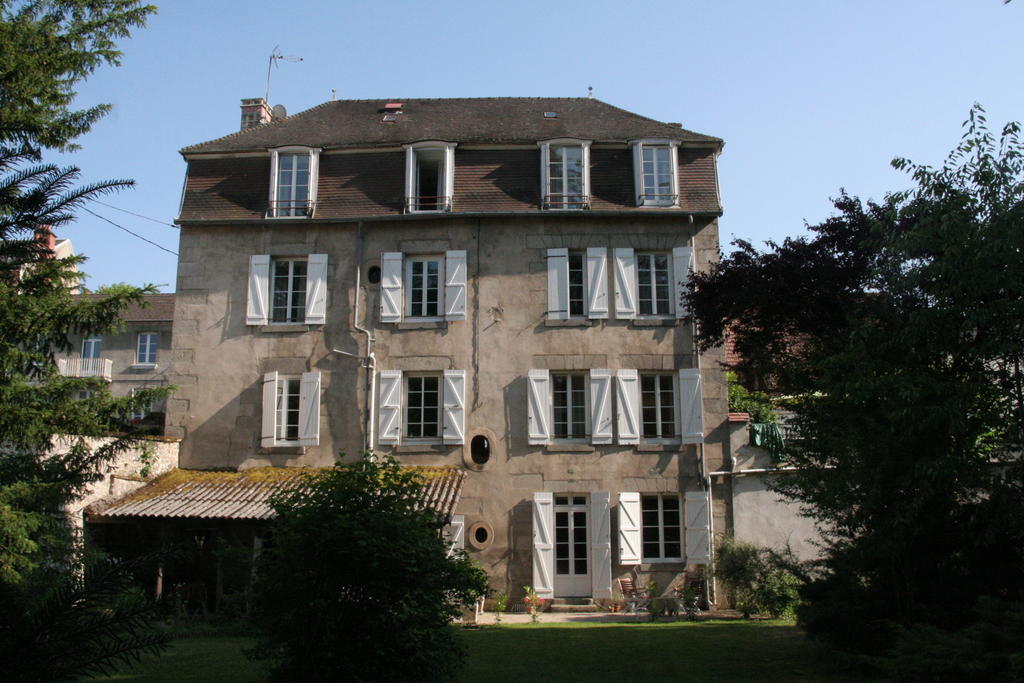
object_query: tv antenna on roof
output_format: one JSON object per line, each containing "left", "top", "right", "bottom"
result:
{"left": 265, "top": 45, "right": 303, "bottom": 103}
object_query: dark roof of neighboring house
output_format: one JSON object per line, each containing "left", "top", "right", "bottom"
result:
{"left": 73, "top": 293, "right": 174, "bottom": 322}
{"left": 123, "top": 293, "right": 174, "bottom": 322}
{"left": 85, "top": 466, "right": 466, "bottom": 522}
{"left": 182, "top": 97, "right": 722, "bottom": 155}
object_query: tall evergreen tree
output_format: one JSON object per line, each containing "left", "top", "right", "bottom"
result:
{"left": 0, "top": 2, "right": 171, "bottom": 678}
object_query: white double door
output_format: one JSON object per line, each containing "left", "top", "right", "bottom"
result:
{"left": 554, "top": 495, "right": 591, "bottom": 596}
{"left": 532, "top": 492, "right": 612, "bottom": 599}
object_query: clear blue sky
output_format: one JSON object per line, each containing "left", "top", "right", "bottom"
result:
{"left": 52, "top": 0, "right": 1024, "bottom": 291}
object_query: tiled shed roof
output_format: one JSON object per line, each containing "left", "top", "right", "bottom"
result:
{"left": 182, "top": 98, "right": 722, "bottom": 155}
{"left": 86, "top": 466, "right": 465, "bottom": 522}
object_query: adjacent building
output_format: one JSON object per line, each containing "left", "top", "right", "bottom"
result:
{"left": 57, "top": 293, "right": 174, "bottom": 433}
{"left": 164, "top": 97, "right": 728, "bottom": 602}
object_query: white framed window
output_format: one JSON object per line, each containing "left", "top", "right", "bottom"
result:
{"left": 546, "top": 247, "right": 608, "bottom": 320}
{"left": 82, "top": 336, "right": 102, "bottom": 359}
{"left": 261, "top": 371, "right": 321, "bottom": 447}
{"left": 616, "top": 368, "right": 702, "bottom": 445}
{"left": 641, "top": 494, "right": 683, "bottom": 561}
{"left": 631, "top": 140, "right": 679, "bottom": 207}
{"left": 246, "top": 254, "right": 327, "bottom": 326}
{"left": 552, "top": 373, "right": 588, "bottom": 439}
{"left": 404, "top": 142, "right": 456, "bottom": 213}
{"left": 613, "top": 247, "right": 693, "bottom": 320}
{"left": 636, "top": 252, "right": 672, "bottom": 316}
{"left": 268, "top": 147, "right": 320, "bottom": 217}
{"left": 527, "top": 368, "right": 612, "bottom": 445}
{"left": 405, "top": 256, "right": 443, "bottom": 319}
{"left": 377, "top": 369, "right": 465, "bottom": 446}
{"left": 538, "top": 139, "right": 591, "bottom": 210}
{"left": 130, "top": 388, "right": 149, "bottom": 421}
{"left": 380, "top": 251, "right": 466, "bottom": 323}
{"left": 136, "top": 332, "right": 158, "bottom": 366}
{"left": 641, "top": 373, "right": 676, "bottom": 439}
{"left": 271, "top": 258, "right": 307, "bottom": 323}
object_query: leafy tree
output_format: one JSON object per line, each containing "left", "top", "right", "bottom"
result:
{"left": 688, "top": 106, "right": 1024, "bottom": 661}
{"left": 251, "top": 456, "right": 490, "bottom": 682}
{"left": 726, "top": 371, "right": 777, "bottom": 423}
{"left": 0, "top": 1, "right": 167, "bottom": 678}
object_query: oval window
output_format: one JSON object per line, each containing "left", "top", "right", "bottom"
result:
{"left": 468, "top": 522, "right": 493, "bottom": 550}
{"left": 471, "top": 435, "right": 490, "bottom": 465}
{"left": 367, "top": 265, "right": 381, "bottom": 284}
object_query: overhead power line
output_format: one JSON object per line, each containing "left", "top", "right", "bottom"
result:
{"left": 81, "top": 208, "right": 178, "bottom": 257}
{"left": 91, "top": 200, "right": 179, "bottom": 229}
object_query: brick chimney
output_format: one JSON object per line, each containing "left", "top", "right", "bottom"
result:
{"left": 240, "top": 97, "right": 272, "bottom": 130}
{"left": 34, "top": 225, "right": 56, "bottom": 254}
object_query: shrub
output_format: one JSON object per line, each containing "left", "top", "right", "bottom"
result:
{"left": 715, "top": 536, "right": 801, "bottom": 619}
{"left": 250, "top": 455, "right": 489, "bottom": 682}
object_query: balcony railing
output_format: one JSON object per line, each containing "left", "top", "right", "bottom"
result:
{"left": 58, "top": 357, "right": 113, "bottom": 381}
{"left": 638, "top": 192, "right": 679, "bottom": 206}
{"left": 542, "top": 194, "right": 591, "bottom": 210}
{"left": 405, "top": 195, "right": 452, "bottom": 213}
{"left": 268, "top": 199, "right": 316, "bottom": 217}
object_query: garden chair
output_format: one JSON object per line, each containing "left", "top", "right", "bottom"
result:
{"left": 617, "top": 576, "right": 651, "bottom": 616}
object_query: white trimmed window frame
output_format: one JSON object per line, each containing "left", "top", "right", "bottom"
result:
{"left": 538, "top": 138, "right": 591, "bottom": 210}
{"left": 640, "top": 372, "right": 678, "bottom": 442}
{"left": 631, "top": 139, "right": 680, "bottom": 208}
{"left": 404, "top": 372, "right": 443, "bottom": 442}
{"left": 404, "top": 141, "right": 456, "bottom": 213}
{"left": 636, "top": 251, "right": 674, "bottom": 317}
{"left": 641, "top": 493, "right": 684, "bottom": 562}
{"left": 135, "top": 332, "right": 158, "bottom": 367}
{"left": 268, "top": 146, "right": 320, "bottom": 218}
{"left": 82, "top": 336, "right": 102, "bottom": 359}
{"left": 551, "top": 371, "right": 590, "bottom": 441}
{"left": 275, "top": 375, "right": 302, "bottom": 443}
{"left": 270, "top": 257, "right": 308, "bottom": 324}
{"left": 404, "top": 255, "right": 445, "bottom": 320}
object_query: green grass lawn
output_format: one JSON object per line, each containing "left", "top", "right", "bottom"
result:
{"left": 101, "top": 620, "right": 851, "bottom": 682}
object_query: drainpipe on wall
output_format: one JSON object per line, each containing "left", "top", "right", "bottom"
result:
{"left": 351, "top": 221, "right": 376, "bottom": 455}
{"left": 690, "top": 232, "right": 716, "bottom": 606}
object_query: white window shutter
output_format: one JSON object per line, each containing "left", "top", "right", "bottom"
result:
{"left": 672, "top": 246, "right": 694, "bottom": 319}
{"left": 380, "top": 252, "right": 403, "bottom": 323}
{"left": 247, "top": 255, "right": 270, "bottom": 325}
{"left": 444, "top": 250, "right": 467, "bottom": 321}
{"left": 260, "top": 371, "right": 277, "bottom": 447}
{"left": 590, "top": 492, "right": 612, "bottom": 599}
{"left": 445, "top": 514, "right": 465, "bottom": 555}
{"left": 679, "top": 368, "right": 705, "bottom": 444}
{"left": 532, "top": 492, "right": 555, "bottom": 598}
{"left": 585, "top": 247, "right": 608, "bottom": 319}
{"left": 613, "top": 248, "right": 636, "bottom": 319}
{"left": 685, "top": 490, "right": 711, "bottom": 564}
{"left": 618, "top": 492, "right": 641, "bottom": 565}
{"left": 616, "top": 369, "right": 640, "bottom": 445}
{"left": 442, "top": 369, "right": 465, "bottom": 445}
{"left": 527, "top": 369, "right": 551, "bottom": 445}
{"left": 298, "top": 371, "right": 321, "bottom": 446}
{"left": 546, "top": 248, "right": 568, "bottom": 320}
{"left": 590, "top": 369, "right": 613, "bottom": 445}
{"left": 378, "top": 370, "right": 402, "bottom": 445}
{"left": 304, "top": 253, "right": 328, "bottom": 324}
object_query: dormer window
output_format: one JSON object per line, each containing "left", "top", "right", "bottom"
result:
{"left": 269, "top": 147, "right": 320, "bottom": 217}
{"left": 631, "top": 140, "right": 679, "bottom": 207}
{"left": 404, "top": 142, "right": 455, "bottom": 213}
{"left": 539, "top": 139, "right": 591, "bottom": 210}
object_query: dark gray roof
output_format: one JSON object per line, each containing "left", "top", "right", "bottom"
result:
{"left": 182, "top": 98, "right": 721, "bottom": 155}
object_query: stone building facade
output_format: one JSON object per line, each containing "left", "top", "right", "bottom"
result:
{"left": 168, "top": 97, "right": 728, "bottom": 601}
